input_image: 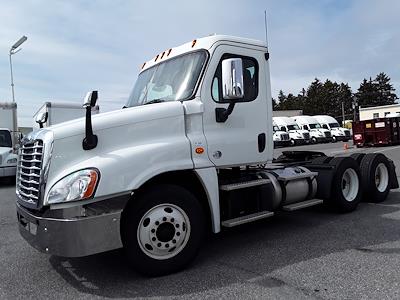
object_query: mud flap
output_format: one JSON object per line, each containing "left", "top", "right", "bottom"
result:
{"left": 388, "top": 159, "right": 399, "bottom": 189}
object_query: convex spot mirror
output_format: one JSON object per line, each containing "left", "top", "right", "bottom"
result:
{"left": 35, "top": 112, "right": 48, "bottom": 127}
{"left": 221, "top": 58, "right": 244, "bottom": 100}
{"left": 83, "top": 91, "right": 98, "bottom": 107}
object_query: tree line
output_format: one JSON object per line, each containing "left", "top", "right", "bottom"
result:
{"left": 273, "top": 72, "right": 398, "bottom": 123}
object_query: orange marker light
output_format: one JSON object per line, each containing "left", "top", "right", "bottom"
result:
{"left": 191, "top": 39, "right": 197, "bottom": 48}
{"left": 195, "top": 147, "right": 204, "bottom": 154}
{"left": 82, "top": 170, "right": 99, "bottom": 199}
{"left": 141, "top": 62, "right": 146, "bottom": 69}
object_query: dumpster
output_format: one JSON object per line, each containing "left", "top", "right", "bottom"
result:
{"left": 353, "top": 117, "right": 400, "bottom": 147}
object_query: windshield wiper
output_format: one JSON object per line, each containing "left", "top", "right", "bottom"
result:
{"left": 144, "top": 98, "right": 166, "bottom": 105}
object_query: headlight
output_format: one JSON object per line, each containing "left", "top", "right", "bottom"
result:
{"left": 47, "top": 169, "right": 99, "bottom": 204}
{"left": 7, "top": 158, "right": 17, "bottom": 164}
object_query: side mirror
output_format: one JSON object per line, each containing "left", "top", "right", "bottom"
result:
{"left": 83, "top": 91, "right": 98, "bottom": 107}
{"left": 35, "top": 112, "right": 48, "bottom": 128}
{"left": 221, "top": 58, "right": 244, "bottom": 100}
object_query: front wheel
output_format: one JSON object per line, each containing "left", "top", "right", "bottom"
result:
{"left": 332, "top": 136, "right": 337, "bottom": 143}
{"left": 121, "top": 184, "right": 205, "bottom": 276}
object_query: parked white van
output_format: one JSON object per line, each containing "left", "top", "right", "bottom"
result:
{"left": 292, "top": 115, "right": 332, "bottom": 144}
{"left": 273, "top": 116, "right": 310, "bottom": 146}
{"left": 314, "top": 115, "right": 351, "bottom": 142}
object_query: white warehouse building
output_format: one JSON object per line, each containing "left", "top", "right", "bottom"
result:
{"left": 359, "top": 103, "right": 400, "bottom": 121}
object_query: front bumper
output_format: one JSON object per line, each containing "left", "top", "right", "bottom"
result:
{"left": 0, "top": 166, "right": 16, "bottom": 177}
{"left": 316, "top": 137, "right": 332, "bottom": 143}
{"left": 16, "top": 199, "right": 126, "bottom": 257}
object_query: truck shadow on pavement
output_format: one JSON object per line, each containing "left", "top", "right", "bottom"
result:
{"left": 49, "top": 190, "right": 400, "bottom": 298}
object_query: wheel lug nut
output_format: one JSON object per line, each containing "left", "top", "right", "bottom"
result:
{"left": 172, "top": 239, "right": 176, "bottom": 244}
{"left": 165, "top": 243, "right": 169, "bottom": 248}
{"left": 163, "top": 217, "right": 167, "bottom": 221}
{"left": 151, "top": 229, "right": 155, "bottom": 233}
{"left": 157, "top": 243, "right": 161, "bottom": 247}
{"left": 171, "top": 218, "right": 175, "bottom": 222}
{"left": 155, "top": 221, "right": 159, "bottom": 225}
{"left": 175, "top": 224, "right": 180, "bottom": 228}
{"left": 152, "top": 237, "right": 156, "bottom": 242}
{"left": 176, "top": 232, "right": 180, "bottom": 236}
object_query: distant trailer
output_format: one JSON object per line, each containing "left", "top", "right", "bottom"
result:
{"left": 353, "top": 117, "right": 400, "bottom": 147}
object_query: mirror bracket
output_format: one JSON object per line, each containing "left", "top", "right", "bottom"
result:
{"left": 82, "top": 91, "right": 98, "bottom": 150}
{"left": 216, "top": 102, "right": 236, "bottom": 123}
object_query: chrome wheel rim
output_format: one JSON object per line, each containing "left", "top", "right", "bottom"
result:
{"left": 375, "top": 163, "right": 389, "bottom": 192}
{"left": 342, "top": 168, "right": 359, "bottom": 202}
{"left": 137, "top": 203, "right": 191, "bottom": 260}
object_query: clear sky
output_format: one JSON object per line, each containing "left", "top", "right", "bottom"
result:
{"left": 0, "top": 0, "right": 399, "bottom": 126}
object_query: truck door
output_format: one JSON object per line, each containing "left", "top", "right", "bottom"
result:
{"left": 201, "top": 45, "right": 271, "bottom": 167}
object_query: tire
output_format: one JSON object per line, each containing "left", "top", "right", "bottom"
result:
{"left": 290, "top": 139, "right": 296, "bottom": 146}
{"left": 360, "top": 153, "right": 391, "bottom": 203}
{"left": 311, "top": 137, "right": 317, "bottom": 144}
{"left": 327, "top": 157, "right": 362, "bottom": 213}
{"left": 121, "top": 184, "right": 205, "bottom": 276}
{"left": 332, "top": 136, "right": 337, "bottom": 143}
{"left": 350, "top": 153, "right": 366, "bottom": 165}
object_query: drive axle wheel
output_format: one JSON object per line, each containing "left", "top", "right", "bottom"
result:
{"left": 360, "top": 153, "right": 391, "bottom": 203}
{"left": 327, "top": 157, "right": 362, "bottom": 212}
{"left": 122, "top": 184, "right": 205, "bottom": 276}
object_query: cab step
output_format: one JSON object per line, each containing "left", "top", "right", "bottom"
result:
{"left": 221, "top": 210, "right": 274, "bottom": 227}
{"left": 219, "top": 178, "right": 271, "bottom": 191}
{"left": 282, "top": 199, "right": 323, "bottom": 211}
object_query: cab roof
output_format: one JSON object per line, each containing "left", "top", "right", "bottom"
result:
{"left": 140, "top": 35, "right": 267, "bottom": 73}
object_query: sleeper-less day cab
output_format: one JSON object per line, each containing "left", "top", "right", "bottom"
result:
{"left": 273, "top": 116, "right": 310, "bottom": 146}
{"left": 292, "top": 115, "right": 332, "bottom": 144}
{"left": 16, "top": 35, "right": 398, "bottom": 276}
{"left": 314, "top": 115, "right": 351, "bottom": 142}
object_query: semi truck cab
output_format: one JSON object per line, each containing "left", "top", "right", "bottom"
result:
{"left": 0, "top": 128, "right": 17, "bottom": 177}
{"left": 16, "top": 35, "right": 398, "bottom": 276}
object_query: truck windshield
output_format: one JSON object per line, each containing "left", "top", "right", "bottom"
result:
{"left": 287, "top": 125, "right": 300, "bottom": 131}
{"left": 309, "top": 123, "right": 321, "bottom": 129}
{"left": 126, "top": 51, "right": 207, "bottom": 107}
{"left": 329, "top": 123, "right": 340, "bottom": 128}
{"left": 0, "top": 130, "right": 12, "bottom": 147}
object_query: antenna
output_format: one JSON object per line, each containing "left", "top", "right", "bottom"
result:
{"left": 264, "top": 10, "right": 269, "bottom": 48}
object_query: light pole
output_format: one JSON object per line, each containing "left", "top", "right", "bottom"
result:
{"left": 9, "top": 35, "right": 27, "bottom": 103}
{"left": 9, "top": 35, "right": 27, "bottom": 149}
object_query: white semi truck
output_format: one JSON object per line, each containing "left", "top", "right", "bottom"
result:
{"left": 33, "top": 101, "right": 100, "bottom": 128}
{"left": 292, "top": 115, "right": 332, "bottom": 144}
{"left": 272, "top": 123, "right": 290, "bottom": 147}
{"left": 16, "top": 35, "right": 398, "bottom": 276}
{"left": 314, "top": 115, "right": 351, "bottom": 142}
{"left": 273, "top": 116, "right": 310, "bottom": 145}
{"left": 0, "top": 102, "right": 18, "bottom": 178}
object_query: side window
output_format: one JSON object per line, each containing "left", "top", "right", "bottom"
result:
{"left": 303, "top": 125, "right": 309, "bottom": 130}
{"left": 280, "top": 126, "right": 286, "bottom": 132}
{"left": 211, "top": 54, "right": 258, "bottom": 102}
{"left": 322, "top": 124, "right": 329, "bottom": 129}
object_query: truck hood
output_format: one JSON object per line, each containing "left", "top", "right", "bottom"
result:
{"left": 48, "top": 101, "right": 185, "bottom": 140}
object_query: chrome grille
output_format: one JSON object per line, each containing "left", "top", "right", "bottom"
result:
{"left": 281, "top": 133, "right": 290, "bottom": 141}
{"left": 302, "top": 132, "right": 310, "bottom": 140}
{"left": 324, "top": 131, "right": 332, "bottom": 138}
{"left": 16, "top": 140, "right": 44, "bottom": 206}
{"left": 344, "top": 130, "right": 351, "bottom": 138}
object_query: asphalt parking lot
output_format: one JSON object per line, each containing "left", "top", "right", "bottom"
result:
{"left": 1, "top": 141, "right": 399, "bottom": 299}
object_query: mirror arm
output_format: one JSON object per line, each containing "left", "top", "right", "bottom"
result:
{"left": 82, "top": 106, "right": 98, "bottom": 150}
{"left": 215, "top": 102, "right": 236, "bottom": 123}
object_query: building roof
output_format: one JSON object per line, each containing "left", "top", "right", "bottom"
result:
{"left": 359, "top": 103, "right": 400, "bottom": 111}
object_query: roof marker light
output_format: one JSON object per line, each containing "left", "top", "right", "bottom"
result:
{"left": 154, "top": 54, "right": 159, "bottom": 62}
{"left": 167, "top": 48, "right": 172, "bottom": 56}
{"left": 160, "top": 51, "right": 165, "bottom": 59}
{"left": 141, "top": 62, "right": 146, "bottom": 69}
{"left": 191, "top": 39, "right": 197, "bottom": 47}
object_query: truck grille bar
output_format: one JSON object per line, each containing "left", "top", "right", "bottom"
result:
{"left": 324, "top": 131, "right": 332, "bottom": 138}
{"left": 16, "top": 140, "right": 44, "bottom": 206}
